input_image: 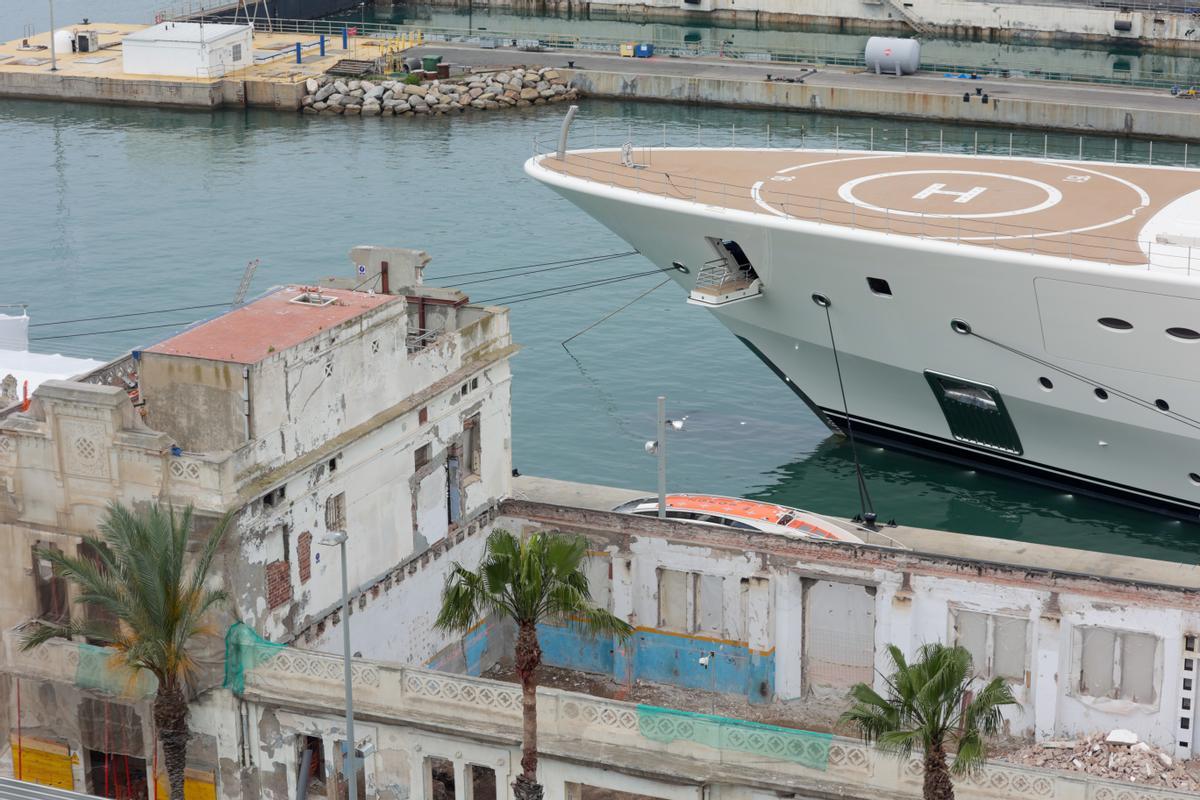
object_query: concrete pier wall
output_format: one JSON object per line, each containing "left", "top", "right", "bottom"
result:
{"left": 423, "top": 0, "right": 1200, "bottom": 52}
{"left": 0, "top": 70, "right": 306, "bottom": 110}
{"left": 565, "top": 68, "right": 1200, "bottom": 140}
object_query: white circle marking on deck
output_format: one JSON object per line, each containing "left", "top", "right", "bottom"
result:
{"left": 752, "top": 158, "right": 1151, "bottom": 241}
{"left": 838, "top": 170, "right": 1062, "bottom": 219}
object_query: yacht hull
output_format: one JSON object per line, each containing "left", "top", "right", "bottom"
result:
{"left": 527, "top": 150, "right": 1200, "bottom": 519}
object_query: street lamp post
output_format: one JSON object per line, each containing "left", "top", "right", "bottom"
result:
{"left": 48, "top": 0, "right": 58, "bottom": 72}
{"left": 319, "top": 530, "right": 357, "bottom": 800}
{"left": 644, "top": 396, "right": 684, "bottom": 519}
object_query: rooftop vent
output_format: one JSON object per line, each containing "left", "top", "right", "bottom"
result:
{"left": 289, "top": 290, "right": 336, "bottom": 308}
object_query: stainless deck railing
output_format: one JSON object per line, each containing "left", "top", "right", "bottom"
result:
{"left": 532, "top": 128, "right": 1200, "bottom": 276}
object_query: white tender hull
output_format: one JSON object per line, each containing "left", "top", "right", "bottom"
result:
{"left": 528, "top": 150, "right": 1200, "bottom": 518}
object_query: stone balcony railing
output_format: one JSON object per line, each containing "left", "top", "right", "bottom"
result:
{"left": 2, "top": 623, "right": 156, "bottom": 698}
{"left": 241, "top": 647, "right": 1197, "bottom": 800}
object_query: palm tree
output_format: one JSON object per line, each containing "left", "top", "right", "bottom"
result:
{"left": 436, "top": 529, "right": 633, "bottom": 800}
{"left": 21, "top": 503, "right": 230, "bottom": 800}
{"left": 840, "top": 643, "right": 1018, "bottom": 800}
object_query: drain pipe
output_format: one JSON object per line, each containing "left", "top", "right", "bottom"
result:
{"left": 556, "top": 104, "right": 579, "bottom": 160}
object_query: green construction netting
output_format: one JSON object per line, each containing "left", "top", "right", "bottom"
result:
{"left": 637, "top": 704, "right": 833, "bottom": 770}
{"left": 75, "top": 643, "right": 157, "bottom": 698}
{"left": 223, "top": 622, "right": 288, "bottom": 694}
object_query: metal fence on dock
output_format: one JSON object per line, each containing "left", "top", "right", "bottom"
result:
{"left": 533, "top": 121, "right": 1200, "bottom": 276}
{"left": 164, "top": 11, "right": 1200, "bottom": 91}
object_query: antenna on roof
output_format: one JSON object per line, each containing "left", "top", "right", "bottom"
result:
{"left": 232, "top": 258, "right": 260, "bottom": 307}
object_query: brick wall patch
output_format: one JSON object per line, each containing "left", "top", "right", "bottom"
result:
{"left": 266, "top": 560, "right": 293, "bottom": 609}
{"left": 298, "top": 531, "right": 312, "bottom": 583}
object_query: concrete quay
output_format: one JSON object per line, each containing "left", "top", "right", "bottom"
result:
{"left": 0, "top": 23, "right": 346, "bottom": 110}
{"left": 417, "top": 43, "right": 1200, "bottom": 140}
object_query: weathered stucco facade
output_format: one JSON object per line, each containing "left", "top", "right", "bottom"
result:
{"left": 0, "top": 246, "right": 515, "bottom": 797}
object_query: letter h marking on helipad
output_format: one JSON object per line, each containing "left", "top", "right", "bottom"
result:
{"left": 912, "top": 183, "right": 988, "bottom": 204}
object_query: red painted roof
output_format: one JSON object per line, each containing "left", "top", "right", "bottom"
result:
{"left": 145, "top": 287, "right": 397, "bottom": 365}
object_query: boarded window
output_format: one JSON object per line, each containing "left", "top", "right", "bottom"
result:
{"left": 231, "top": 43, "right": 242, "bottom": 61}
{"left": 324, "top": 492, "right": 346, "bottom": 531}
{"left": 463, "top": 414, "right": 481, "bottom": 477}
{"left": 583, "top": 553, "right": 611, "bottom": 612}
{"left": 1080, "top": 627, "right": 1118, "bottom": 698}
{"left": 803, "top": 579, "right": 875, "bottom": 692}
{"left": 695, "top": 574, "right": 724, "bottom": 636}
{"left": 658, "top": 569, "right": 689, "bottom": 631}
{"left": 1121, "top": 632, "right": 1159, "bottom": 704}
{"left": 951, "top": 610, "right": 1028, "bottom": 682}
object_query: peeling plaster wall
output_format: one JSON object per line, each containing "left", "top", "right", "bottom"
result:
{"left": 239, "top": 358, "right": 513, "bottom": 643}
{"left": 304, "top": 519, "right": 493, "bottom": 670}
{"left": 493, "top": 503, "right": 1200, "bottom": 755}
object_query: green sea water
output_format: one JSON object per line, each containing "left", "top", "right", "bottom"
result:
{"left": 4, "top": 3, "right": 1200, "bottom": 563}
{"left": 5, "top": 94, "right": 1200, "bottom": 563}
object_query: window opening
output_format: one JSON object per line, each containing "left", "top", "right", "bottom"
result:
{"left": 418, "top": 406, "right": 429, "bottom": 425}
{"left": 1157, "top": 398, "right": 1171, "bottom": 411}
{"left": 867, "top": 277, "right": 892, "bottom": 296}
{"left": 1038, "top": 377, "right": 1054, "bottom": 390}
{"left": 426, "top": 757, "right": 454, "bottom": 800}
{"left": 231, "top": 43, "right": 242, "bottom": 61}
{"left": 86, "top": 749, "right": 147, "bottom": 800}
{"left": 1168, "top": 327, "right": 1200, "bottom": 341}
{"left": 447, "top": 454, "right": 462, "bottom": 526}
{"left": 415, "top": 443, "right": 432, "bottom": 471}
{"left": 298, "top": 736, "right": 327, "bottom": 797}
{"left": 1077, "top": 626, "right": 1159, "bottom": 703}
{"left": 33, "top": 543, "right": 69, "bottom": 625}
{"left": 1095, "top": 388, "right": 1109, "bottom": 401}
{"left": 952, "top": 609, "right": 1028, "bottom": 681}
{"left": 78, "top": 540, "right": 115, "bottom": 645}
{"left": 468, "top": 765, "right": 497, "bottom": 800}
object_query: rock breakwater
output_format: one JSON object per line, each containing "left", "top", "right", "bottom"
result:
{"left": 300, "top": 66, "right": 579, "bottom": 116}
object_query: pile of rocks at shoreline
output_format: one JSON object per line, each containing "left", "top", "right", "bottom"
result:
{"left": 300, "top": 66, "right": 579, "bottom": 116}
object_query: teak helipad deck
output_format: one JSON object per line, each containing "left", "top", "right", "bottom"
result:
{"left": 542, "top": 149, "right": 1200, "bottom": 269}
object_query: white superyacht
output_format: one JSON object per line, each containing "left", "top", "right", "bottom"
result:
{"left": 527, "top": 136, "right": 1200, "bottom": 517}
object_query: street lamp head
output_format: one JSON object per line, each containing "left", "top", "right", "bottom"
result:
{"left": 319, "top": 530, "right": 348, "bottom": 547}
{"left": 644, "top": 440, "right": 658, "bottom": 455}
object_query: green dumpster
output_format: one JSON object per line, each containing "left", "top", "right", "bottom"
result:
{"left": 421, "top": 55, "right": 443, "bottom": 73}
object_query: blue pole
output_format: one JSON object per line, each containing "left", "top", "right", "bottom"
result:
{"left": 342, "top": 27, "right": 348, "bottom": 49}
{"left": 295, "top": 42, "right": 302, "bottom": 64}
{"left": 320, "top": 34, "right": 326, "bottom": 56}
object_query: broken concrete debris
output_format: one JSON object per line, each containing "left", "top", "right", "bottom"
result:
{"left": 1004, "top": 731, "right": 1200, "bottom": 790}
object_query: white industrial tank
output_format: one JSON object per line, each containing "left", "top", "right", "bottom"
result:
{"left": 864, "top": 37, "right": 920, "bottom": 76}
{"left": 52, "top": 29, "right": 72, "bottom": 54}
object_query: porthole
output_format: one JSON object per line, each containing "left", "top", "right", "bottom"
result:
{"left": 1156, "top": 398, "right": 1171, "bottom": 411}
{"left": 1094, "top": 387, "right": 1109, "bottom": 400}
{"left": 1038, "top": 377, "right": 1054, "bottom": 390}
{"left": 1190, "top": 473, "right": 1200, "bottom": 486}
{"left": 1167, "top": 327, "right": 1200, "bottom": 341}
{"left": 1098, "top": 317, "right": 1134, "bottom": 331}
{"left": 867, "top": 277, "right": 892, "bottom": 296}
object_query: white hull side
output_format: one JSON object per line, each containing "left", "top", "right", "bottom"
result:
{"left": 530, "top": 155, "right": 1200, "bottom": 516}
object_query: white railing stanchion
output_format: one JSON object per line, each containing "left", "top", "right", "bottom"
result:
{"left": 870, "top": 128, "right": 874, "bottom": 151}
{"left": 1009, "top": 132, "right": 1013, "bottom": 157}
{"left": 1114, "top": 139, "right": 1118, "bottom": 163}
{"left": 1150, "top": 141, "right": 1154, "bottom": 165}
{"left": 1078, "top": 136, "right": 1083, "bottom": 161}
{"left": 1043, "top": 133, "right": 1048, "bottom": 158}
{"left": 836, "top": 125, "right": 840, "bottom": 152}
{"left": 905, "top": 128, "right": 909, "bottom": 153}
{"left": 974, "top": 131, "right": 978, "bottom": 155}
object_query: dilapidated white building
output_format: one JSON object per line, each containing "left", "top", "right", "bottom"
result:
{"left": 0, "top": 246, "right": 515, "bottom": 797}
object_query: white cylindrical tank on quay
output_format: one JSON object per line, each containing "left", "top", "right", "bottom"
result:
{"left": 52, "top": 29, "right": 72, "bottom": 54}
{"left": 864, "top": 37, "right": 920, "bottom": 75}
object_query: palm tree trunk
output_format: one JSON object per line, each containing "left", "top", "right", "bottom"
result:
{"left": 512, "top": 622, "right": 543, "bottom": 800}
{"left": 154, "top": 682, "right": 190, "bottom": 800}
{"left": 922, "top": 742, "right": 955, "bottom": 800}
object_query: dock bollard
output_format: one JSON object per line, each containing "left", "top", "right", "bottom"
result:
{"left": 320, "top": 34, "right": 326, "bottom": 57}
{"left": 295, "top": 42, "right": 302, "bottom": 64}
{"left": 342, "top": 27, "right": 349, "bottom": 50}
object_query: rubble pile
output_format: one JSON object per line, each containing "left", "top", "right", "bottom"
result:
{"left": 299, "top": 66, "right": 579, "bottom": 116}
{"left": 1005, "top": 730, "right": 1199, "bottom": 790}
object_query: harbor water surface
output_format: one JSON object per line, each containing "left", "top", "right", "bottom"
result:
{"left": 6, "top": 93, "right": 1200, "bottom": 563}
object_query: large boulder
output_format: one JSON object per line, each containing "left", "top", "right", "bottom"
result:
{"left": 305, "top": 78, "right": 319, "bottom": 94}
{"left": 348, "top": 80, "right": 361, "bottom": 91}
{"left": 360, "top": 80, "right": 375, "bottom": 92}
{"left": 366, "top": 85, "right": 385, "bottom": 100}
{"left": 333, "top": 80, "right": 349, "bottom": 94}
{"left": 361, "top": 101, "right": 381, "bottom": 116}
{"left": 519, "top": 87, "right": 539, "bottom": 101}
{"left": 328, "top": 92, "right": 345, "bottom": 106}
{"left": 403, "top": 84, "right": 428, "bottom": 97}
{"left": 314, "top": 84, "right": 336, "bottom": 102}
